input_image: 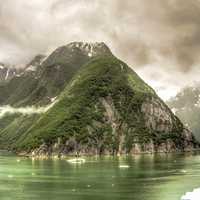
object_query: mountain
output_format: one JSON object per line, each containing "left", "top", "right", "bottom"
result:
{"left": 167, "top": 85, "right": 200, "bottom": 141}
{"left": 0, "top": 63, "right": 22, "bottom": 82}
{"left": 0, "top": 42, "right": 112, "bottom": 107}
{"left": 0, "top": 42, "right": 198, "bottom": 157}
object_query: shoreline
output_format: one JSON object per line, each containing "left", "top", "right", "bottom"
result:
{"left": 15, "top": 148, "right": 200, "bottom": 160}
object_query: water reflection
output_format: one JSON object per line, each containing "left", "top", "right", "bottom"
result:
{"left": 0, "top": 152, "right": 200, "bottom": 200}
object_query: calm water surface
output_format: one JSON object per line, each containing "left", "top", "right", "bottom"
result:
{"left": 0, "top": 151, "right": 200, "bottom": 200}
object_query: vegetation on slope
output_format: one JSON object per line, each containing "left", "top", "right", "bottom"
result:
{"left": 7, "top": 56, "right": 192, "bottom": 154}
{"left": 0, "top": 42, "right": 197, "bottom": 154}
{"left": 0, "top": 42, "right": 112, "bottom": 107}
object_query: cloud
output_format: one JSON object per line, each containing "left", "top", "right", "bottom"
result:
{"left": 137, "top": 64, "right": 200, "bottom": 100}
{"left": 0, "top": 100, "right": 57, "bottom": 119}
{"left": 0, "top": 0, "right": 200, "bottom": 99}
{"left": 0, "top": 105, "right": 46, "bottom": 118}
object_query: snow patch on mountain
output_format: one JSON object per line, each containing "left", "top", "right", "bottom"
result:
{"left": 50, "top": 96, "right": 57, "bottom": 102}
{"left": 0, "top": 64, "right": 23, "bottom": 81}
{"left": 194, "top": 95, "right": 200, "bottom": 107}
{"left": 39, "top": 56, "right": 47, "bottom": 65}
{"left": 5, "top": 69, "right": 10, "bottom": 80}
{"left": 25, "top": 65, "right": 37, "bottom": 72}
{"left": 171, "top": 108, "right": 177, "bottom": 114}
{"left": 67, "top": 42, "right": 110, "bottom": 58}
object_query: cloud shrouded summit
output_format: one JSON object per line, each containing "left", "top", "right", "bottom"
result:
{"left": 0, "top": 0, "right": 200, "bottom": 99}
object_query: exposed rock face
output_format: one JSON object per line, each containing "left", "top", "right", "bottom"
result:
{"left": 25, "top": 54, "right": 46, "bottom": 68}
{"left": 101, "top": 97, "right": 126, "bottom": 155}
{"left": 0, "top": 63, "right": 22, "bottom": 82}
{"left": 67, "top": 42, "right": 112, "bottom": 58}
{"left": 141, "top": 97, "right": 173, "bottom": 133}
{"left": 140, "top": 96, "right": 196, "bottom": 153}
{"left": 29, "top": 96, "right": 197, "bottom": 158}
{"left": 42, "top": 42, "right": 112, "bottom": 68}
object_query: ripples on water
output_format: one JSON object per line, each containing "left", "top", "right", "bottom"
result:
{"left": 0, "top": 151, "right": 200, "bottom": 200}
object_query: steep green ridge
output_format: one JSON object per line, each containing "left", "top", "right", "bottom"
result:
{"left": 18, "top": 56, "right": 155, "bottom": 151}
{"left": 167, "top": 86, "right": 200, "bottom": 141}
{"left": 0, "top": 114, "right": 40, "bottom": 149}
{"left": 0, "top": 42, "right": 112, "bottom": 107}
{"left": 0, "top": 43, "right": 197, "bottom": 156}
{"left": 0, "top": 74, "right": 39, "bottom": 106}
{"left": 0, "top": 56, "right": 196, "bottom": 155}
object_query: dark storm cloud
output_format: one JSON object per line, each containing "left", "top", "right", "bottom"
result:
{"left": 107, "top": 0, "right": 200, "bottom": 72}
{"left": 0, "top": 0, "right": 200, "bottom": 93}
{"left": 0, "top": 0, "right": 199, "bottom": 70}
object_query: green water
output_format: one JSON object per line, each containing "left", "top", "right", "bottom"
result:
{"left": 0, "top": 152, "right": 200, "bottom": 200}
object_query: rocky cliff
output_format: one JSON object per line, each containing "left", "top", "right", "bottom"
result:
{"left": 28, "top": 95, "right": 196, "bottom": 158}
{"left": 0, "top": 63, "right": 22, "bottom": 82}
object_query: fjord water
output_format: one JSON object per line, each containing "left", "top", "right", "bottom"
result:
{"left": 0, "top": 151, "right": 200, "bottom": 200}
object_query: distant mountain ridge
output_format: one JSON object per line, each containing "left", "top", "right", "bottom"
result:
{"left": 0, "top": 63, "right": 22, "bottom": 82}
{"left": 0, "top": 42, "right": 198, "bottom": 157}
{"left": 167, "top": 85, "right": 200, "bottom": 141}
{"left": 0, "top": 42, "right": 113, "bottom": 107}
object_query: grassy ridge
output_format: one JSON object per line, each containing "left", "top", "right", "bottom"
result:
{"left": 5, "top": 56, "right": 186, "bottom": 153}
{"left": 0, "top": 51, "right": 196, "bottom": 153}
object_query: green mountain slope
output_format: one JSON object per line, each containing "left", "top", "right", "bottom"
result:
{"left": 0, "top": 42, "right": 112, "bottom": 107}
{"left": 0, "top": 43, "right": 198, "bottom": 156}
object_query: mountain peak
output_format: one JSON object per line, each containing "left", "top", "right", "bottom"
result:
{"left": 0, "top": 62, "right": 5, "bottom": 69}
{"left": 66, "top": 42, "right": 112, "bottom": 57}
{"left": 42, "top": 42, "right": 113, "bottom": 68}
{"left": 26, "top": 54, "right": 46, "bottom": 68}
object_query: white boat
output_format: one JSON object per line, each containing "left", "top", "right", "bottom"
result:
{"left": 119, "top": 165, "right": 130, "bottom": 168}
{"left": 67, "top": 158, "right": 86, "bottom": 164}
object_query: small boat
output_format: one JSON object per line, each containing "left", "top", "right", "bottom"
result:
{"left": 181, "top": 169, "right": 187, "bottom": 173}
{"left": 67, "top": 158, "right": 86, "bottom": 164}
{"left": 119, "top": 165, "right": 130, "bottom": 168}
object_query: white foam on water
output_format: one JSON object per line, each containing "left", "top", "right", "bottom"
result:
{"left": 67, "top": 158, "right": 86, "bottom": 164}
{"left": 180, "top": 170, "right": 187, "bottom": 173}
{"left": 181, "top": 188, "right": 200, "bottom": 200}
{"left": 88, "top": 52, "right": 92, "bottom": 57}
{"left": 8, "top": 175, "right": 13, "bottom": 178}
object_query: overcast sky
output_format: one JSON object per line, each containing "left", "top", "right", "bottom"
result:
{"left": 0, "top": 0, "right": 200, "bottom": 100}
